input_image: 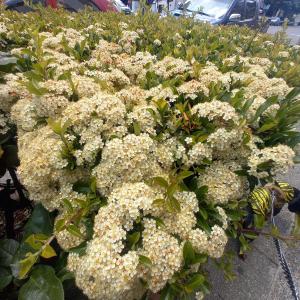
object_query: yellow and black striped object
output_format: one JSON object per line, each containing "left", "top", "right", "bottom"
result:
{"left": 276, "top": 181, "right": 294, "bottom": 202}
{"left": 249, "top": 182, "right": 294, "bottom": 216}
{"left": 249, "top": 187, "right": 271, "bottom": 216}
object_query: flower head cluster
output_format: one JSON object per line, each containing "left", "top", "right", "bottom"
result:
{"left": 1, "top": 9, "right": 298, "bottom": 300}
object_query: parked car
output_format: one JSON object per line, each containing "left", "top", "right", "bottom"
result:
{"left": 171, "top": 0, "right": 269, "bottom": 31}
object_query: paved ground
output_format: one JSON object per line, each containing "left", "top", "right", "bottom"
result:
{"left": 268, "top": 26, "right": 300, "bottom": 45}
{"left": 206, "top": 124, "right": 300, "bottom": 300}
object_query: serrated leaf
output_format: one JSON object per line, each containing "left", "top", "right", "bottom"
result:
{"left": 41, "top": 245, "right": 57, "bottom": 259}
{"left": 18, "top": 265, "right": 64, "bottom": 300}
{"left": 139, "top": 255, "right": 152, "bottom": 267}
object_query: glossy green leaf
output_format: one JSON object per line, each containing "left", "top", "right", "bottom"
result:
{"left": 0, "top": 267, "right": 12, "bottom": 290}
{"left": 128, "top": 232, "right": 141, "bottom": 249}
{"left": 41, "top": 245, "right": 57, "bottom": 259}
{"left": 18, "top": 265, "right": 64, "bottom": 300}
{"left": 23, "top": 204, "right": 53, "bottom": 240}
{"left": 68, "top": 242, "right": 87, "bottom": 257}
{"left": 15, "top": 254, "right": 38, "bottom": 279}
{"left": 0, "top": 239, "right": 19, "bottom": 267}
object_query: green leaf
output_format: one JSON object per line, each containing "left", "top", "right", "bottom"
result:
{"left": 0, "top": 239, "right": 19, "bottom": 267}
{"left": 66, "top": 225, "right": 84, "bottom": 239}
{"left": 18, "top": 265, "right": 64, "bottom": 300}
{"left": 196, "top": 186, "right": 208, "bottom": 200}
{"left": 244, "top": 233, "right": 258, "bottom": 240}
{"left": 168, "top": 196, "right": 181, "bottom": 212}
{"left": 253, "top": 214, "right": 265, "bottom": 229}
{"left": 184, "top": 274, "right": 205, "bottom": 293}
{"left": 149, "top": 177, "right": 169, "bottom": 189}
{"left": 154, "top": 217, "right": 165, "bottom": 228}
{"left": 90, "top": 177, "right": 97, "bottom": 194}
{"left": 139, "top": 255, "right": 152, "bottom": 268}
{"left": 251, "top": 96, "right": 278, "bottom": 123}
{"left": 0, "top": 267, "right": 12, "bottom": 290}
{"left": 23, "top": 204, "right": 53, "bottom": 241}
{"left": 72, "top": 181, "right": 90, "bottom": 194}
{"left": 68, "top": 242, "right": 87, "bottom": 257}
{"left": 258, "top": 121, "right": 278, "bottom": 133}
{"left": 25, "top": 234, "right": 46, "bottom": 251}
{"left": 285, "top": 87, "right": 300, "bottom": 101}
{"left": 24, "top": 80, "right": 48, "bottom": 96}
{"left": 167, "top": 183, "right": 179, "bottom": 198}
{"left": 41, "top": 245, "right": 56, "bottom": 259}
{"left": 47, "top": 118, "right": 62, "bottom": 135}
{"left": 133, "top": 122, "right": 141, "bottom": 136}
{"left": 198, "top": 207, "right": 208, "bottom": 220}
{"left": 193, "top": 253, "right": 208, "bottom": 264}
{"left": 54, "top": 219, "right": 65, "bottom": 233}
{"left": 183, "top": 241, "right": 195, "bottom": 266}
{"left": 56, "top": 268, "right": 74, "bottom": 282}
{"left": 177, "top": 170, "right": 194, "bottom": 181}
{"left": 160, "top": 284, "right": 176, "bottom": 300}
{"left": 15, "top": 254, "right": 38, "bottom": 279}
{"left": 128, "top": 232, "right": 141, "bottom": 249}
{"left": 62, "top": 199, "right": 73, "bottom": 213}
{"left": 153, "top": 199, "right": 165, "bottom": 207}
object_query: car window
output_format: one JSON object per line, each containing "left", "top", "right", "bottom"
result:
{"left": 245, "top": 0, "right": 257, "bottom": 19}
{"left": 231, "top": 0, "right": 245, "bottom": 17}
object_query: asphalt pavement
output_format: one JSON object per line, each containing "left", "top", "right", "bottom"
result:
{"left": 268, "top": 26, "right": 300, "bottom": 45}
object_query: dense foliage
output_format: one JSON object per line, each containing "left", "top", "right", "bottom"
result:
{"left": 0, "top": 5, "right": 300, "bottom": 300}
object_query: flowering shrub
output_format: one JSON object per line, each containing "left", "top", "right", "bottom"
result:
{"left": 0, "top": 5, "right": 300, "bottom": 300}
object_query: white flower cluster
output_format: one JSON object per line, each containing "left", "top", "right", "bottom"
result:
{"left": 248, "top": 145, "right": 295, "bottom": 178}
{"left": 68, "top": 183, "right": 229, "bottom": 299}
{"left": 0, "top": 15, "right": 297, "bottom": 299}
